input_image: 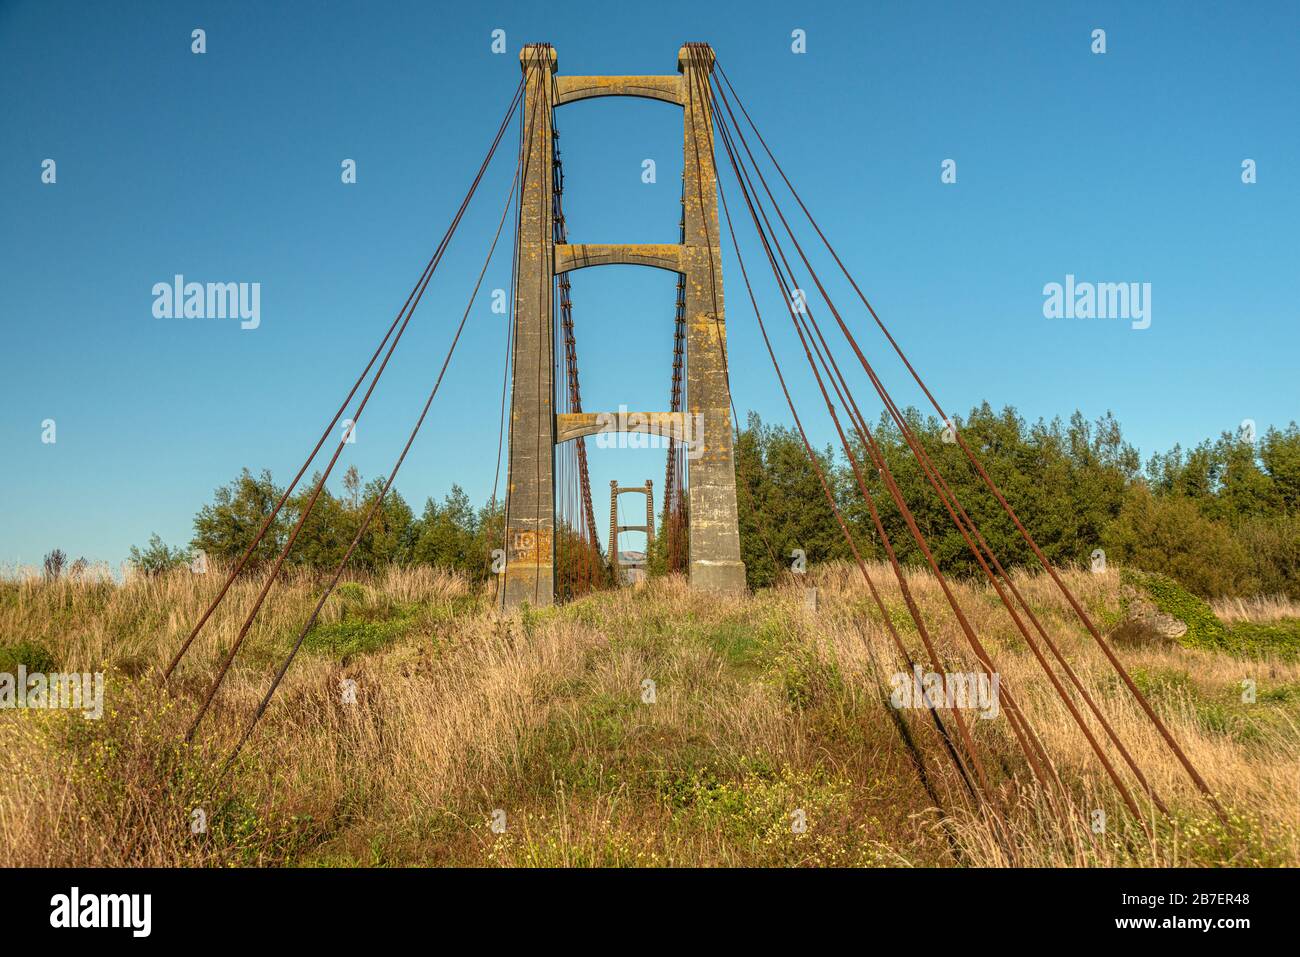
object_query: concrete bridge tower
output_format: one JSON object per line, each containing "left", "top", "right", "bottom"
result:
{"left": 501, "top": 43, "right": 745, "bottom": 608}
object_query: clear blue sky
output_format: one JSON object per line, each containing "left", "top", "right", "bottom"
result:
{"left": 2, "top": 0, "right": 1297, "bottom": 568}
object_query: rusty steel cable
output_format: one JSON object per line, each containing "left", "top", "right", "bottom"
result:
{"left": 707, "top": 73, "right": 1157, "bottom": 829}
{"left": 710, "top": 67, "right": 1125, "bottom": 820}
{"left": 704, "top": 57, "right": 1110, "bottom": 837}
{"left": 704, "top": 61, "right": 1092, "bottom": 824}
{"left": 218, "top": 126, "right": 526, "bottom": 771}
{"left": 663, "top": 214, "right": 689, "bottom": 574}
{"left": 161, "top": 78, "right": 526, "bottom": 685}
{"left": 712, "top": 59, "right": 1221, "bottom": 823}
{"left": 185, "top": 76, "right": 527, "bottom": 739}
{"left": 712, "top": 127, "right": 990, "bottom": 820}
{"left": 690, "top": 59, "right": 998, "bottom": 823}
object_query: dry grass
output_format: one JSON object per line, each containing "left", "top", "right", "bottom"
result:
{"left": 1213, "top": 593, "right": 1300, "bottom": 624}
{"left": 1, "top": 561, "right": 1296, "bottom": 867}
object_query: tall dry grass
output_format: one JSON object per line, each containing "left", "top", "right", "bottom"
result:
{"left": 1213, "top": 593, "right": 1300, "bottom": 624}
{"left": 1, "top": 560, "right": 1296, "bottom": 867}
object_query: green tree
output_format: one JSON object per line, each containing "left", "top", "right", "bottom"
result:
{"left": 736, "top": 413, "right": 847, "bottom": 588}
{"left": 129, "top": 533, "right": 192, "bottom": 576}
{"left": 1260, "top": 424, "right": 1300, "bottom": 513}
{"left": 192, "top": 468, "right": 288, "bottom": 565}
{"left": 353, "top": 478, "right": 416, "bottom": 568}
{"left": 1103, "top": 487, "right": 1254, "bottom": 598}
{"left": 411, "top": 484, "right": 481, "bottom": 575}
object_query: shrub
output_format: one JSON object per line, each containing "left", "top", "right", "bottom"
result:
{"left": 0, "top": 640, "right": 58, "bottom": 674}
{"left": 1234, "top": 515, "right": 1300, "bottom": 600}
{"left": 127, "top": 534, "right": 191, "bottom": 576}
{"left": 43, "top": 549, "right": 67, "bottom": 581}
{"left": 1104, "top": 488, "right": 1253, "bottom": 598}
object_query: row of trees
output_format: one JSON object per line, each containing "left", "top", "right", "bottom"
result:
{"left": 133, "top": 406, "right": 1300, "bottom": 600}
{"left": 731, "top": 405, "right": 1300, "bottom": 599}
{"left": 177, "top": 465, "right": 502, "bottom": 582}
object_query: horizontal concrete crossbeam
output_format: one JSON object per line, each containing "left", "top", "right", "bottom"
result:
{"left": 555, "top": 410, "right": 687, "bottom": 444}
{"left": 554, "top": 75, "right": 682, "bottom": 107}
{"left": 554, "top": 243, "right": 684, "bottom": 275}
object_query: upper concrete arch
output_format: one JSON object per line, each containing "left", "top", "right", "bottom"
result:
{"left": 554, "top": 243, "right": 684, "bottom": 275}
{"left": 553, "top": 75, "right": 683, "bottom": 108}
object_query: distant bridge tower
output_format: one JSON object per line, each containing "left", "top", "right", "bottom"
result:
{"left": 501, "top": 43, "right": 746, "bottom": 608}
{"left": 610, "top": 480, "right": 654, "bottom": 584}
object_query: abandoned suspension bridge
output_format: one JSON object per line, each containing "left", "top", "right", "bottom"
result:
{"left": 158, "top": 43, "right": 1227, "bottom": 845}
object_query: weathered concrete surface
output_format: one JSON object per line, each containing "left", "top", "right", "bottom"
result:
{"left": 679, "top": 44, "right": 746, "bottom": 593}
{"left": 555, "top": 410, "right": 688, "bottom": 445}
{"left": 555, "top": 74, "right": 682, "bottom": 107}
{"left": 501, "top": 45, "right": 557, "bottom": 610}
{"left": 1109, "top": 585, "right": 1190, "bottom": 646}
{"left": 555, "top": 243, "right": 684, "bottom": 274}
{"left": 503, "top": 44, "right": 745, "bottom": 605}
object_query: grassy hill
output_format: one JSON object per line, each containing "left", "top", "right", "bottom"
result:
{"left": 2, "top": 563, "right": 1297, "bottom": 867}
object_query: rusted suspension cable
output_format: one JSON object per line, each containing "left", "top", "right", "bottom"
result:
{"left": 710, "top": 68, "right": 1149, "bottom": 848}
{"left": 185, "top": 77, "right": 527, "bottom": 739}
{"left": 707, "top": 73, "right": 1157, "bottom": 826}
{"left": 713, "top": 59, "right": 1220, "bottom": 822}
{"left": 710, "top": 94, "right": 1047, "bottom": 813}
{"left": 712, "top": 131, "right": 987, "bottom": 820}
{"left": 702, "top": 95, "right": 1000, "bottom": 805}
{"left": 219, "top": 129, "right": 525, "bottom": 770}
{"left": 551, "top": 130, "right": 602, "bottom": 596}
{"left": 163, "top": 77, "right": 526, "bottom": 684}
{"left": 663, "top": 199, "right": 689, "bottom": 574}
{"left": 690, "top": 60, "right": 995, "bottom": 822}
{"left": 710, "top": 68, "right": 1157, "bottom": 830}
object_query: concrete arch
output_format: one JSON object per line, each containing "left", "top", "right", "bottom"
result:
{"left": 554, "top": 75, "right": 683, "bottom": 108}
{"left": 556, "top": 410, "right": 688, "bottom": 445}
{"left": 554, "top": 243, "right": 684, "bottom": 275}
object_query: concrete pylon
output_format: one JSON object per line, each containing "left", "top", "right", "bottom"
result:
{"left": 501, "top": 43, "right": 746, "bottom": 608}
{"left": 500, "top": 44, "right": 557, "bottom": 610}
{"left": 678, "top": 44, "right": 745, "bottom": 593}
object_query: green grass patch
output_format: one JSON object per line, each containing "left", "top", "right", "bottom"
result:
{"left": 705, "top": 620, "right": 772, "bottom": 670}
{"left": 334, "top": 581, "right": 367, "bottom": 603}
{"left": 775, "top": 645, "right": 847, "bottom": 711}
{"left": 1222, "top": 620, "right": 1300, "bottom": 660}
{"left": 303, "top": 599, "right": 424, "bottom": 658}
{"left": 1156, "top": 805, "right": 1294, "bottom": 867}
{"left": 1125, "top": 667, "right": 1300, "bottom": 745}
{"left": 1127, "top": 665, "right": 1195, "bottom": 701}
{"left": 0, "top": 639, "right": 57, "bottom": 674}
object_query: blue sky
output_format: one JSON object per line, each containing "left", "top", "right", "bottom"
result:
{"left": 2, "top": 0, "right": 1297, "bottom": 568}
